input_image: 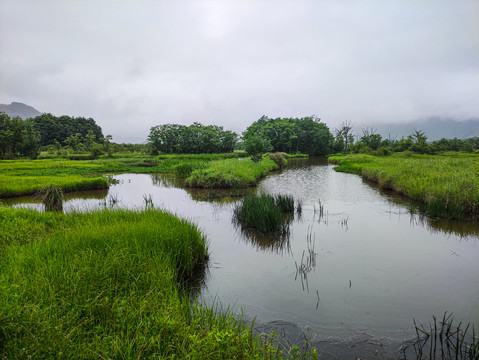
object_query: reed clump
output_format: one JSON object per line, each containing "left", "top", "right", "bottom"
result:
{"left": 400, "top": 312, "right": 478, "bottom": 360}
{"left": 36, "top": 185, "right": 64, "bottom": 212}
{"left": 234, "top": 194, "right": 295, "bottom": 233}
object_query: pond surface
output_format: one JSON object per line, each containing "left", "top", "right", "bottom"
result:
{"left": 6, "top": 157, "right": 479, "bottom": 347}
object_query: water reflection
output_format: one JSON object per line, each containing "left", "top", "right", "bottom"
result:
{"left": 187, "top": 188, "right": 254, "bottom": 204}
{"left": 409, "top": 213, "right": 479, "bottom": 240}
{"left": 151, "top": 173, "right": 183, "bottom": 188}
{"left": 2, "top": 188, "right": 109, "bottom": 206}
{"left": 234, "top": 226, "right": 292, "bottom": 255}
{"left": 294, "top": 226, "right": 318, "bottom": 294}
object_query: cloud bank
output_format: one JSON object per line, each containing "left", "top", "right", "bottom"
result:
{"left": 1, "top": 0, "right": 478, "bottom": 142}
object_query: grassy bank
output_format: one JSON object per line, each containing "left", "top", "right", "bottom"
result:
{"left": 185, "top": 158, "right": 279, "bottom": 188}
{"left": 0, "top": 207, "right": 311, "bottom": 359}
{"left": 0, "top": 153, "right": 243, "bottom": 198}
{"left": 328, "top": 153, "right": 479, "bottom": 219}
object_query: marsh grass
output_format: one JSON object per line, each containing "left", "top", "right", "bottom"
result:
{"left": 0, "top": 207, "right": 316, "bottom": 359}
{"left": 174, "top": 160, "right": 208, "bottom": 178}
{"left": 328, "top": 153, "right": 479, "bottom": 219}
{"left": 275, "top": 194, "right": 295, "bottom": 213}
{"left": 0, "top": 154, "right": 244, "bottom": 198}
{"left": 400, "top": 313, "right": 478, "bottom": 360}
{"left": 36, "top": 185, "right": 64, "bottom": 212}
{"left": 234, "top": 194, "right": 295, "bottom": 233}
{"left": 185, "top": 158, "right": 278, "bottom": 188}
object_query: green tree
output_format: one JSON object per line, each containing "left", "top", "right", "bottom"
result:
{"left": 409, "top": 130, "right": 429, "bottom": 153}
{"left": 244, "top": 134, "right": 273, "bottom": 162}
{"left": 242, "top": 115, "right": 333, "bottom": 155}
{"left": 64, "top": 133, "right": 83, "bottom": 152}
{"left": 0, "top": 113, "right": 40, "bottom": 158}
{"left": 147, "top": 123, "right": 237, "bottom": 154}
{"left": 31, "top": 114, "right": 103, "bottom": 146}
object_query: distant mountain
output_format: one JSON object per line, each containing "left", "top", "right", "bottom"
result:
{"left": 357, "top": 118, "right": 479, "bottom": 141}
{"left": 0, "top": 102, "right": 42, "bottom": 119}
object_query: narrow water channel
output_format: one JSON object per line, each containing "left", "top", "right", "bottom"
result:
{"left": 6, "top": 157, "right": 479, "bottom": 348}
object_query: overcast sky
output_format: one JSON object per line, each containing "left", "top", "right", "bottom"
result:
{"left": 1, "top": 0, "right": 478, "bottom": 143}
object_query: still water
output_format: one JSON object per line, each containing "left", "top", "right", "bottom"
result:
{"left": 6, "top": 157, "right": 479, "bottom": 344}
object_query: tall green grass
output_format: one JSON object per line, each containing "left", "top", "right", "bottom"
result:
{"left": 0, "top": 207, "right": 315, "bottom": 359}
{"left": 174, "top": 160, "right": 208, "bottom": 178}
{"left": 328, "top": 153, "right": 479, "bottom": 219}
{"left": 0, "top": 174, "right": 109, "bottom": 198}
{"left": 36, "top": 185, "right": 64, "bottom": 212}
{"left": 185, "top": 158, "right": 278, "bottom": 188}
{"left": 234, "top": 194, "right": 295, "bottom": 233}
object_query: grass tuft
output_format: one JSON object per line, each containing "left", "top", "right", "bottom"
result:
{"left": 36, "top": 185, "right": 64, "bottom": 212}
{"left": 234, "top": 194, "right": 295, "bottom": 233}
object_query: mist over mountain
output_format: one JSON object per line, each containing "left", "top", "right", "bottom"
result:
{"left": 0, "top": 102, "right": 42, "bottom": 119}
{"left": 356, "top": 118, "right": 479, "bottom": 141}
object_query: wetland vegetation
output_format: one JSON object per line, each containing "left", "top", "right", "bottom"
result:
{"left": 0, "top": 207, "right": 318, "bottom": 359}
{"left": 1, "top": 110, "right": 479, "bottom": 358}
{"left": 328, "top": 153, "right": 479, "bottom": 219}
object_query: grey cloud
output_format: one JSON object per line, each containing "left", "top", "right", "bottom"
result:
{"left": 1, "top": 0, "right": 478, "bottom": 143}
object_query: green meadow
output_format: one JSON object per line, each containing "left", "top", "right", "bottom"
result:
{"left": 328, "top": 153, "right": 479, "bottom": 219}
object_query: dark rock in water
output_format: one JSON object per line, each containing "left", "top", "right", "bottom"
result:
{"left": 250, "top": 318, "right": 417, "bottom": 359}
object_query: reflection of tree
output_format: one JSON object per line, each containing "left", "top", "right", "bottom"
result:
{"left": 150, "top": 173, "right": 184, "bottom": 188}
{"left": 233, "top": 213, "right": 294, "bottom": 255}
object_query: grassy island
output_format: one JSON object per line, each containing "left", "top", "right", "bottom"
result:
{"left": 328, "top": 153, "right": 479, "bottom": 219}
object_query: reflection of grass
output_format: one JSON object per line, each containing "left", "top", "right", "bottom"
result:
{"left": 400, "top": 313, "right": 478, "bottom": 360}
{"left": 329, "top": 153, "right": 479, "bottom": 219}
{"left": 236, "top": 220, "right": 292, "bottom": 255}
{"left": 185, "top": 158, "right": 278, "bottom": 188}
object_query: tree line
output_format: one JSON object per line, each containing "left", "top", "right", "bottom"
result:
{"left": 346, "top": 127, "right": 479, "bottom": 155}
{"left": 2, "top": 110, "right": 478, "bottom": 159}
{"left": 0, "top": 112, "right": 105, "bottom": 159}
{"left": 147, "top": 123, "right": 238, "bottom": 154}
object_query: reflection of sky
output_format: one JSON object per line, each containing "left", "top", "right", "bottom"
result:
{"left": 5, "top": 162, "right": 479, "bottom": 342}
